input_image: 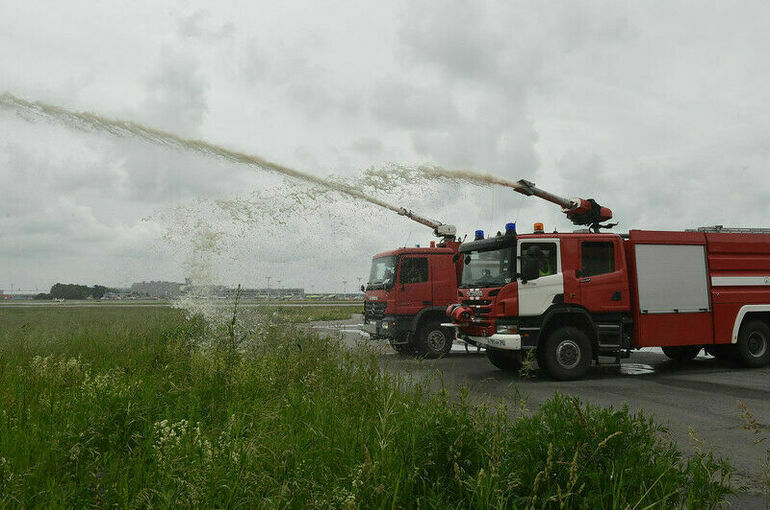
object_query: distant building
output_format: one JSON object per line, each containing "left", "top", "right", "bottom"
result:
{"left": 130, "top": 281, "right": 184, "bottom": 298}
{"left": 223, "top": 287, "right": 305, "bottom": 299}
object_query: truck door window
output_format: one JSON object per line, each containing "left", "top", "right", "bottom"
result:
{"left": 581, "top": 242, "right": 615, "bottom": 276}
{"left": 400, "top": 257, "right": 429, "bottom": 284}
{"left": 520, "top": 243, "right": 557, "bottom": 281}
{"left": 368, "top": 255, "right": 397, "bottom": 289}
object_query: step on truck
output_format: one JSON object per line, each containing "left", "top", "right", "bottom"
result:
{"left": 362, "top": 209, "right": 464, "bottom": 357}
{"left": 447, "top": 181, "right": 770, "bottom": 379}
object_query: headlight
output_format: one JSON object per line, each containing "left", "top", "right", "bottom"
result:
{"left": 495, "top": 324, "right": 518, "bottom": 335}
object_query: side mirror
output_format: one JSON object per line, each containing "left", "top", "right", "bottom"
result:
{"left": 452, "top": 253, "right": 460, "bottom": 263}
{"left": 360, "top": 284, "right": 365, "bottom": 292}
{"left": 464, "top": 255, "right": 471, "bottom": 265}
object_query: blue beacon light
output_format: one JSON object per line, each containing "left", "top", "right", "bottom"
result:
{"left": 474, "top": 230, "right": 484, "bottom": 240}
{"left": 505, "top": 222, "right": 516, "bottom": 233}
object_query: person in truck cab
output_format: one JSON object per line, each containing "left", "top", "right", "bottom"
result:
{"left": 539, "top": 250, "right": 554, "bottom": 277}
{"left": 522, "top": 245, "right": 554, "bottom": 280}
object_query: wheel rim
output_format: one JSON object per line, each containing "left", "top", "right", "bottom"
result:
{"left": 556, "top": 339, "right": 581, "bottom": 369}
{"left": 747, "top": 331, "right": 768, "bottom": 358}
{"left": 427, "top": 330, "right": 447, "bottom": 352}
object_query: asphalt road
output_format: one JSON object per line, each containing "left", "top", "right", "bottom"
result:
{"left": 310, "top": 314, "right": 770, "bottom": 505}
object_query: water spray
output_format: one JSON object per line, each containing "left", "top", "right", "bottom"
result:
{"left": 0, "top": 93, "right": 612, "bottom": 230}
{"left": 0, "top": 92, "right": 409, "bottom": 216}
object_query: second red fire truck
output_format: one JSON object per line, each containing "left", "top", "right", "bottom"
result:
{"left": 363, "top": 209, "right": 463, "bottom": 357}
{"left": 447, "top": 180, "right": 770, "bottom": 379}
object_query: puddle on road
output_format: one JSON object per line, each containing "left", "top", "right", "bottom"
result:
{"left": 618, "top": 363, "right": 656, "bottom": 376}
{"left": 310, "top": 324, "right": 483, "bottom": 354}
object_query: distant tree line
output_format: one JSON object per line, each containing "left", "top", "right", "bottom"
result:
{"left": 34, "top": 283, "right": 114, "bottom": 300}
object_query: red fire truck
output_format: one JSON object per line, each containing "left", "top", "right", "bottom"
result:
{"left": 448, "top": 181, "right": 770, "bottom": 379}
{"left": 363, "top": 209, "right": 464, "bottom": 357}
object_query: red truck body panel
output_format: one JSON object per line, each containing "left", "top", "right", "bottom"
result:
{"left": 621, "top": 230, "right": 770, "bottom": 347}
{"left": 706, "top": 233, "right": 770, "bottom": 344}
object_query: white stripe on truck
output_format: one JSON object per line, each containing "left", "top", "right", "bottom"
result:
{"left": 711, "top": 276, "right": 770, "bottom": 286}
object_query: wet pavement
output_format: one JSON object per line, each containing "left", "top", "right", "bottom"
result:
{"left": 309, "top": 314, "right": 770, "bottom": 505}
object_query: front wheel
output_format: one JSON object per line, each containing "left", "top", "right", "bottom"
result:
{"left": 662, "top": 345, "right": 701, "bottom": 362}
{"left": 486, "top": 349, "right": 522, "bottom": 371}
{"left": 542, "top": 326, "right": 592, "bottom": 380}
{"left": 736, "top": 320, "right": 770, "bottom": 368}
{"left": 415, "top": 321, "right": 453, "bottom": 358}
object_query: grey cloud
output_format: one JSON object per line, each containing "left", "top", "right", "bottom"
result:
{"left": 398, "top": 1, "right": 503, "bottom": 81}
{"left": 370, "top": 81, "right": 460, "bottom": 128}
{"left": 141, "top": 49, "right": 209, "bottom": 136}
{"left": 350, "top": 137, "right": 384, "bottom": 158}
{"left": 177, "top": 9, "right": 236, "bottom": 41}
{"left": 3, "top": 1, "right": 770, "bottom": 292}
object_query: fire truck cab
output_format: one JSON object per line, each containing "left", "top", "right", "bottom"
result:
{"left": 449, "top": 225, "right": 770, "bottom": 380}
{"left": 363, "top": 241, "right": 462, "bottom": 357}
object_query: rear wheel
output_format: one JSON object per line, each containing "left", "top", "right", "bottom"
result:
{"left": 542, "top": 326, "right": 592, "bottom": 380}
{"left": 486, "top": 349, "right": 522, "bottom": 371}
{"left": 415, "top": 321, "right": 453, "bottom": 358}
{"left": 736, "top": 320, "right": 770, "bottom": 368}
{"left": 662, "top": 345, "right": 701, "bottom": 362}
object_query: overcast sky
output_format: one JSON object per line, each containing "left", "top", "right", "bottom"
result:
{"left": 2, "top": 1, "right": 770, "bottom": 292}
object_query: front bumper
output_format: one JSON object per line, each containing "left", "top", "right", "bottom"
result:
{"left": 361, "top": 317, "right": 404, "bottom": 340}
{"left": 443, "top": 324, "right": 520, "bottom": 350}
{"left": 463, "top": 333, "right": 521, "bottom": 351}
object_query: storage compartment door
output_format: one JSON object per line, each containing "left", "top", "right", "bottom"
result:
{"left": 634, "top": 244, "right": 713, "bottom": 346}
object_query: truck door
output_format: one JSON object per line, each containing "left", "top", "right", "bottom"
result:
{"left": 577, "top": 240, "right": 630, "bottom": 313}
{"left": 518, "top": 241, "right": 562, "bottom": 316}
{"left": 430, "top": 255, "right": 456, "bottom": 306}
{"left": 398, "top": 256, "right": 432, "bottom": 314}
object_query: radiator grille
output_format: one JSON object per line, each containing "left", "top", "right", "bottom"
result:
{"left": 364, "top": 301, "right": 387, "bottom": 320}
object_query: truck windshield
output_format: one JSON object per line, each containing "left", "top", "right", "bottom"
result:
{"left": 460, "top": 248, "right": 512, "bottom": 288}
{"left": 368, "top": 256, "right": 397, "bottom": 289}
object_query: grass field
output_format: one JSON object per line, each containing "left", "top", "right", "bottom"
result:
{"left": 0, "top": 306, "right": 733, "bottom": 508}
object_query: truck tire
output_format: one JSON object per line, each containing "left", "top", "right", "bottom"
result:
{"left": 662, "top": 346, "right": 701, "bottom": 362}
{"left": 542, "top": 326, "right": 592, "bottom": 380}
{"left": 486, "top": 348, "right": 522, "bottom": 371}
{"left": 415, "top": 321, "right": 453, "bottom": 358}
{"left": 736, "top": 320, "right": 770, "bottom": 368}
